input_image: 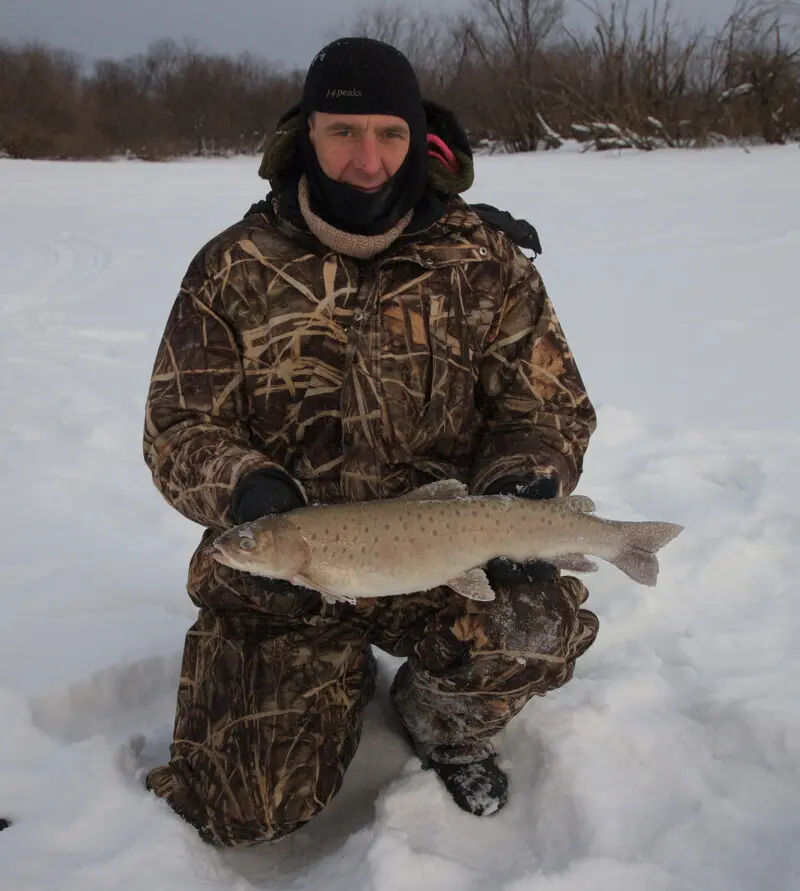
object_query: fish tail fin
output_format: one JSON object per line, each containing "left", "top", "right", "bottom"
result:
{"left": 609, "top": 521, "right": 683, "bottom": 586}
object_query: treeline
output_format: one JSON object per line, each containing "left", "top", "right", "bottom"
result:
{"left": 1, "top": 0, "right": 799, "bottom": 160}
{"left": 0, "top": 40, "right": 303, "bottom": 159}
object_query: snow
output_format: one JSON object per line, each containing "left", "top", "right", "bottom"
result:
{"left": 1, "top": 144, "right": 799, "bottom": 890}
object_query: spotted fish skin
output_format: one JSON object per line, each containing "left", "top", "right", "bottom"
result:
{"left": 207, "top": 482, "right": 683, "bottom": 599}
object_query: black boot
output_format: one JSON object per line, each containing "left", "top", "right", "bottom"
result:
{"left": 0, "top": 818, "right": 11, "bottom": 831}
{"left": 429, "top": 756, "right": 509, "bottom": 816}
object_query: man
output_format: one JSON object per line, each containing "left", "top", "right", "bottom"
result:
{"left": 142, "top": 37, "right": 599, "bottom": 847}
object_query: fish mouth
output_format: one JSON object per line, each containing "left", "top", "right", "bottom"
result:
{"left": 203, "top": 544, "right": 225, "bottom": 562}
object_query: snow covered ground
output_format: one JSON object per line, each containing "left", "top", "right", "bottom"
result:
{"left": 1, "top": 144, "right": 799, "bottom": 891}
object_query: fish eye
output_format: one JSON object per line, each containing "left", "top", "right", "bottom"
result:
{"left": 239, "top": 538, "right": 256, "bottom": 551}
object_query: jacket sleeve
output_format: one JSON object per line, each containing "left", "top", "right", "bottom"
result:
{"left": 143, "top": 247, "right": 292, "bottom": 529}
{"left": 469, "top": 243, "right": 597, "bottom": 496}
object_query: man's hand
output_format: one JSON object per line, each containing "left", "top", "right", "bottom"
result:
{"left": 484, "top": 475, "right": 560, "bottom": 586}
{"left": 230, "top": 469, "right": 305, "bottom": 525}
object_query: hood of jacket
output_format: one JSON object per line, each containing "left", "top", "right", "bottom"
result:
{"left": 250, "top": 99, "right": 475, "bottom": 235}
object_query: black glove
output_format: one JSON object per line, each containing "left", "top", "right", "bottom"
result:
{"left": 230, "top": 468, "right": 305, "bottom": 525}
{"left": 485, "top": 475, "right": 560, "bottom": 502}
{"left": 485, "top": 474, "right": 560, "bottom": 586}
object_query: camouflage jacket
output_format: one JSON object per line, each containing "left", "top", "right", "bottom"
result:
{"left": 143, "top": 106, "right": 597, "bottom": 535}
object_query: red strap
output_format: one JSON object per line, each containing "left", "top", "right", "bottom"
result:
{"left": 427, "top": 133, "right": 458, "bottom": 172}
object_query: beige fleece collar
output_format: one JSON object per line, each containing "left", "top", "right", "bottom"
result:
{"left": 297, "top": 175, "right": 413, "bottom": 259}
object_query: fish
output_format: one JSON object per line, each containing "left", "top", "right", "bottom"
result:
{"left": 204, "top": 479, "right": 683, "bottom": 604}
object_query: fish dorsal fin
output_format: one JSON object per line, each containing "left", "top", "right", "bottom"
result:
{"left": 398, "top": 479, "right": 469, "bottom": 501}
{"left": 553, "top": 495, "right": 596, "bottom": 514}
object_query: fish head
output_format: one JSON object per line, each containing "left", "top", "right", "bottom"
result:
{"left": 203, "top": 521, "right": 286, "bottom": 578}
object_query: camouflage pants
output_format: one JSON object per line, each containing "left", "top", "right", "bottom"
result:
{"left": 146, "top": 534, "right": 599, "bottom": 847}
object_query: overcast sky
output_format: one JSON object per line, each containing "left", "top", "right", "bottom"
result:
{"left": 1, "top": 0, "right": 742, "bottom": 69}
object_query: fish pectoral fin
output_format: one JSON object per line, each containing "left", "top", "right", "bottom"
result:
{"left": 291, "top": 574, "right": 356, "bottom": 605}
{"left": 323, "top": 592, "right": 357, "bottom": 606}
{"left": 446, "top": 568, "right": 496, "bottom": 602}
{"left": 397, "top": 479, "right": 469, "bottom": 501}
{"left": 552, "top": 495, "right": 596, "bottom": 513}
{"left": 550, "top": 554, "right": 599, "bottom": 573}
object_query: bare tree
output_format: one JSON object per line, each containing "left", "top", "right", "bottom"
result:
{"left": 460, "top": 0, "right": 567, "bottom": 150}
{"left": 0, "top": 42, "right": 100, "bottom": 158}
{"left": 712, "top": 0, "right": 800, "bottom": 142}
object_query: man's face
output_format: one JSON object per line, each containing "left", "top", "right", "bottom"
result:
{"left": 308, "top": 112, "right": 411, "bottom": 192}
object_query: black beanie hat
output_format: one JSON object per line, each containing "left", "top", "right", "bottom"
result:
{"left": 301, "top": 37, "right": 426, "bottom": 138}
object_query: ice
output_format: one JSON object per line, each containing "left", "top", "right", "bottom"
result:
{"left": 1, "top": 144, "right": 799, "bottom": 890}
